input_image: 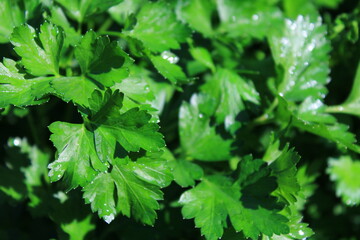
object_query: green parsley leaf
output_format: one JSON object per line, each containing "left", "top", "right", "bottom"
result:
{"left": 179, "top": 94, "right": 233, "bottom": 161}
{"left": 11, "top": 22, "right": 65, "bottom": 76}
{"left": 127, "top": 1, "right": 191, "bottom": 52}
{"left": 270, "top": 16, "right": 330, "bottom": 101}
{"left": 164, "top": 149, "right": 203, "bottom": 187}
{"left": 48, "top": 122, "right": 108, "bottom": 190}
{"left": 45, "top": 6, "right": 81, "bottom": 46}
{"left": 108, "top": 0, "right": 146, "bottom": 25}
{"left": 217, "top": 0, "right": 283, "bottom": 39}
{"left": 74, "top": 30, "right": 132, "bottom": 85}
{"left": 234, "top": 156, "right": 290, "bottom": 239}
{"left": 176, "top": 0, "right": 216, "bottom": 37}
{"left": 61, "top": 215, "right": 95, "bottom": 240}
{"left": 201, "top": 69, "right": 260, "bottom": 132}
{"left": 282, "top": 0, "right": 319, "bottom": 20}
{"left": 51, "top": 76, "right": 100, "bottom": 107}
{"left": 49, "top": 89, "right": 165, "bottom": 190}
{"left": 277, "top": 96, "right": 360, "bottom": 153}
{"left": 327, "top": 156, "right": 360, "bottom": 206}
{"left": 83, "top": 172, "right": 116, "bottom": 223}
{"left": 55, "top": 0, "right": 123, "bottom": 23}
{"left": 189, "top": 47, "right": 216, "bottom": 73}
{"left": 111, "top": 65, "right": 155, "bottom": 105}
{"left": 51, "top": 31, "right": 132, "bottom": 106}
{"left": 0, "top": 58, "right": 52, "bottom": 108}
{"left": 180, "top": 158, "right": 289, "bottom": 240}
{"left": 150, "top": 55, "right": 188, "bottom": 84}
{"left": 0, "top": 0, "right": 25, "bottom": 43}
{"left": 88, "top": 90, "right": 165, "bottom": 157}
{"left": 270, "top": 144, "right": 301, "bottom": 204}
{"left": 180, "top": 175, "right": 237, "bottom": 240}
{"left": 83, "top": 156, "right": 172, "bottom": 224}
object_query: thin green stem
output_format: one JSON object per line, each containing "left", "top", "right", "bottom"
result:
{"left": 252, "top": 98, "right": 279, "bottom": 125}
{"left": 98, "top": 18, "right": 114, "bottom": 32}
{"left": 325, "top": 105, "right": 345, "bottom": 114}
{"left": 78, "top": 21, "right": 83, "bottom": 34}
{"left": 98, "top": 31, "right": 126, "bottom": 39}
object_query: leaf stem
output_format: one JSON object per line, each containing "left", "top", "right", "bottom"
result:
{"left": 98, "top": 31, "right": 126, "bottom": 39}
{"left": 252, "top": 98, "right": 279, "bottom": 125}
{"left": 98, "top": 18, "right": 114, "bottom": 32}
{"left": 325, "top": 105, "right": 345, "bottom": 113}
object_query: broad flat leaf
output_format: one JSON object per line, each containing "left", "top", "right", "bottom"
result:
{"left": 51, "top": 76, "right": 100, "bottom": 107}
{"left": 48, "top": 90, "right": 165, "bottom": 193}
{"left": 189, "top": 47, "right": 216, "bottom": 72}
{"left": 168, "top": 159, "right": 203, "bottom": 188}
{"left": 0, "top": 0, "right": 25, "bottom": 43}
{"left": 269, "top": 16, "right": 330, "bottom": 101}
{"left": 61, "top": 215, "right": 95, "bottom": 240}
{"left": 179, "top": 94, "right": 232, "bottom": 161}
{"left": 83, "top": 156, "right": 172, "bottom": 224}
{"left": 282, "top": 0, "right": 319, "bottom": 20}
{"left": 326, "top": 61, "right": 360, "bottom": 118}
{"left": 234, "top": 157, "right": 290, "bottom": 239}
{"left": 46, "top": 6, "right": 81, "bottom": 46}
{"left": 150, "top": 55, "right": 188, "bottom": 84}
{"left": 297, "top": 97, "right": 336, "bottom": 124}
{"left": 201, "top": 69, "right": 260, "bottom": 131}
{"left": 277, "top": 97, "right": 360, "bottom": 153}
{"left": 48, "top": 122, "right": 108, "bottom": 190}
{"left": 270, "top": 206, "right": 314, "bottom": 240}
{"left": 83, "top": 173, "right": 116, "bottom": 222}
{"left": 163, "top": 149, "right": 203, "bottom": 187}
{"left": 270, "top": 144, "right": 301, "bottom": 204}
{"left": 52, "top": 32, "right": 132, "bottom": 106}
{"left": 131, "top": 153, "right": 173, "bottom": 188}
{"left": 11, "top": 22, "right": 64, "bottom": 76}
{"left": 109, "top": 66, "right": 159, "bottom": 121}
{"left": 180, "top": 162, "right": 289, "bottom": 240}
{"left": 88, "top": 90, "right": 165, "bottom": 160}
{"left": 75, "top": 31, "right": 132, "bottom": 85}
{"left": 0, "top": 58, "right": 52, "bottom": 108}
{"left": 180, "top": 176, "right": 236, "bottom": 240}
{"left": 111, "top": 65, "right": 155, "bottom": 105}
{"left": 109, "top": 0, "right": 146, "bottom": 25}
{"left": 176, "top": 0, "right": 216, "bottom": 37}
{"left": 128, "top": 1, "right": 191, "bottom": 52}
{"left": 56, "top": 0, "right": 123, "bottom": 23}
{"left": 112, "top": 157, "right": 169, "bottom": 225}
{"left": 217, "top": 0, "right": 283, "bottom": 39}
{"left": 327, "top": 156, "right": 360, "bottom": 206}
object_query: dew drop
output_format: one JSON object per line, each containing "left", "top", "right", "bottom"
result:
{"left": 252, "top": 14, "right": 259, "bottom": 21}
{"left": 161, "top": 51, "right": 179, "bottom": 64}
{"left": 13, "top": 137, "right": 21, "bottom": 146}
{"left": 104, "top": 214, "right": 115, "bottom": 224}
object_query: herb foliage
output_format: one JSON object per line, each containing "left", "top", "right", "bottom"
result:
{"left": 1, "top": 0, "right": 360, "bottom": 239}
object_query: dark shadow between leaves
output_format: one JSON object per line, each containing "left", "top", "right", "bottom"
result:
{"left": 241, "top": 175, "right": 283, "bottom": 211}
